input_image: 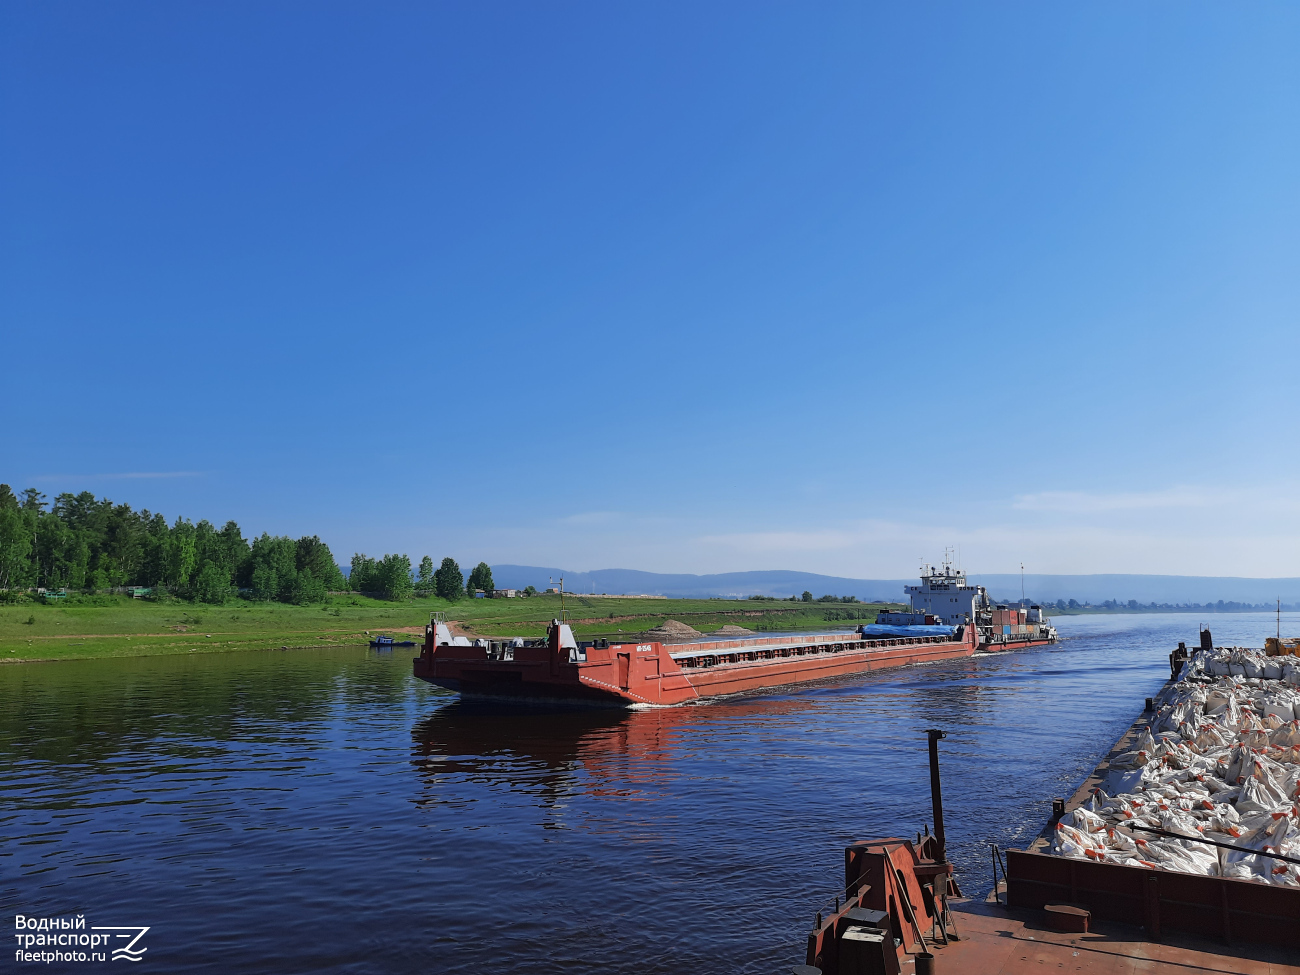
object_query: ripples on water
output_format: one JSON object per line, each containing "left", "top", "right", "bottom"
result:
{"left": 2, "top": 613, "right": 1295, "bottom": 972}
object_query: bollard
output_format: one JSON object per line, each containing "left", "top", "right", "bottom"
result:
{"left": 915, "top": 950, "right": 937, "bottom": 975}
{"left": 1052, "top": 797, "right": 1065, "bottom": 819}
{"left": 1145, "top": 697, "right": 1153, "bottom": 712}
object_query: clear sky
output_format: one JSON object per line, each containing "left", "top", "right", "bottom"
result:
{"left": 4, "top": 3, "right": 1299, "bottom": 579}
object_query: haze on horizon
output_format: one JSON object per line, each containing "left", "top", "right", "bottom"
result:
{"left": 4, "top": 4, "right": 1299, "bottom": 581}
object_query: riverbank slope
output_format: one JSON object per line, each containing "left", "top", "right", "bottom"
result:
{"left": 0, "top": 594, "right": 902, "bottom": 662}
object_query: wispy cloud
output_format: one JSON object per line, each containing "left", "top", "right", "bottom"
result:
{"left": 29, "top": 471, "right": 205, "bottom": 483}
{"left": 558, "top": 511, "right": 622, "bottom": 526}
{"left": 415, "top": 506, "right": 1300, "bottom": 578}
{"left": 698, "top": 528, "right": 863, "bottom": 553}
{"left": 697, "top": 520, "right": 946, "bottom": 557}
{"left": 1013, "top": 486, "right": 1233, "bottom": 513}
{"left": 693, "top": 515, "right": 1300, "bottom": 578}
{"left": 1013, "top": 485, "right": 1300, "bottom": 516}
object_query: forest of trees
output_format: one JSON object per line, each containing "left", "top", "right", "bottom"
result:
{"left": 0, "top": 485, "right": 349, "bottom": 604}
{"left": 0, "top": 485, "right": 510, "bottom": 607}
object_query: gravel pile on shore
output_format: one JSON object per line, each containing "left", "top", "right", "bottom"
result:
{"left": 646, "top": 620, "right": 703, "bottom": 642}
{"left": 711, "top": 625, "right": 756, "bottom": 637}
{"left": 1050, "top": 645, "right": 1300, "bottom": 886}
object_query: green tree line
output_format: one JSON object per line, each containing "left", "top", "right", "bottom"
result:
{"left": 0, "top": 485, "right": 351, "bottom": 605}
{"left": 410, "top": 557, "right": 498, "bottom": 601}
{"left": 0, "top": 485, "right": 513, "bottom": 608}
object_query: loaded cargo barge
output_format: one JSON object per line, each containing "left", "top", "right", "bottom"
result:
{"left": 414, "top": 617, "right": 979, "bottom": 707}
{"left": 797, "top": 631, "right": 1299, "bottom": 975}
{"left": 1003, "top": 628, "right": 1300, "bottom": 949}
{"left": 413, "top": 564, "right": 1057, "bottom": 707}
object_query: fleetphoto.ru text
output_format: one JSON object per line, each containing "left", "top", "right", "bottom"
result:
{"left": 15, "top": 915, "right": 150, "bottom": 964}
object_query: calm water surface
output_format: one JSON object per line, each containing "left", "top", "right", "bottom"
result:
{"left": 4, "top": 612, "right": 1295, "bottom": 972}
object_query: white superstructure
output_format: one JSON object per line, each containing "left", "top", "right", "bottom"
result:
{"left": 904, "top": 562, "right": 988, "bottom": 626}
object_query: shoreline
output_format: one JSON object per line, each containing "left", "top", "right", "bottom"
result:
{"left": 0, "top": 594, "right": 901, "bottom": 664}
{"left": 0, "top": 636, "right": 376, "bottom": 665}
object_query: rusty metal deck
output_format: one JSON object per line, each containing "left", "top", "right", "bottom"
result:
{"left": 928, "top": 898, "right": 1300, "bottom": 974}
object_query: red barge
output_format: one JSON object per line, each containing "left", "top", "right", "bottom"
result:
{"left": 413, "top": 565, "right": 1057, "bottom": 707}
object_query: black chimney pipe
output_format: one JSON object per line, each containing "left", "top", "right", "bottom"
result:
{"left": 926, "top": 729, "right": 947, "bottom": 862}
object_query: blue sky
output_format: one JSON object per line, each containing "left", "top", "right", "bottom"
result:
{"left": 4, "top": 3, "right": 1299, "bottom": 578}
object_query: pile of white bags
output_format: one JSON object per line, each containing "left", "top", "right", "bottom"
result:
{"left": 1049, "top": 645, "right": 1300, "bottom": 887}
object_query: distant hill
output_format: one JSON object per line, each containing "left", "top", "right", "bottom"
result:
{"left": 491, "top": 565, "right": 1300, "bottom": 605}
{"left": 971, "top": 574, "right": 1300, "bottom": 605}
{"left": 490, "top": 565, "right": 910, "bottom": 601}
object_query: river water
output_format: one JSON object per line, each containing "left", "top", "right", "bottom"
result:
{"left": 3, "top": 612, "right": 1295, "bottom": 972}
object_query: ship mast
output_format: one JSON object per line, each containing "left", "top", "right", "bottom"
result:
{"left": 550, "top": 575, "right": 567, "bottom": 622}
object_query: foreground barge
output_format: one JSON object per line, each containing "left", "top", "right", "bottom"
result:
{"left": 1005, "top": 629, "right": 1300, "bottom": 951}
{"left": 800, "top": 728, "right": 1300, "bottom": 972}
{"left": 798, "top": 634, "right": 1300, "bottom": 975}
{"left": 802, "top": 837, "right": 1300, "bottom": 974}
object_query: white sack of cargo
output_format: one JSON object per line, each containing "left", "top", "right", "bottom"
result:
{"left": 1262, "top": 696, "right": 1296, "bottom": 723}
{"left": 1238, "top": 653, "right": 1264, "bottom": 679}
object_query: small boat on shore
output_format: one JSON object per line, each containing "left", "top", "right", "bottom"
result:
{"left": 370, "top": 635, "right": 415, "bottom": 648}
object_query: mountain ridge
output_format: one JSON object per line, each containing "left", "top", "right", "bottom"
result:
{"left": 490, "top": 565, "right": 1300, "bottom": 604}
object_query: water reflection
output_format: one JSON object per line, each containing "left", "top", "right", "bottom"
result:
{"left": 409, "top": 695, "right": 833, "bottom": 817}
{"left": 896, "top": 659, "right": 993, "bottom": 725}
{"left": 0, "top": 648, "right": 411, "bottom": 770}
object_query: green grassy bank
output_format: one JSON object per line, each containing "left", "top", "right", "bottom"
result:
{"left": 0, "top": 593, "right": 903, "bottom": 663}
